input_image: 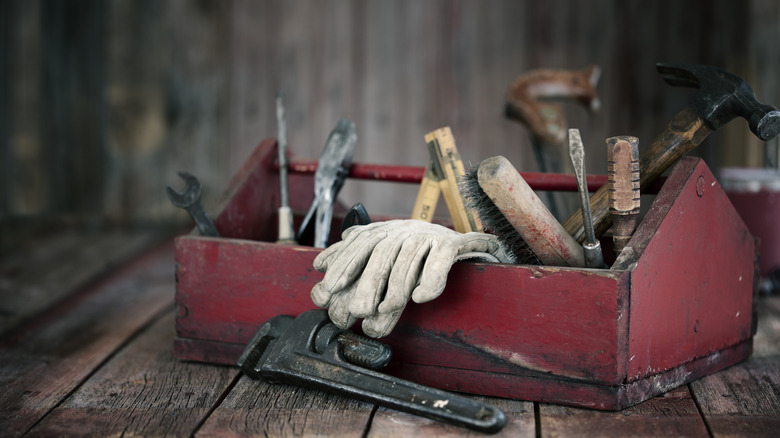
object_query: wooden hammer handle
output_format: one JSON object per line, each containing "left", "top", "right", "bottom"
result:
{"left": 563, "top": 106, "right": 713, "bottom": 242}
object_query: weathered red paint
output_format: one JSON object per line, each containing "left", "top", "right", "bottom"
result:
{"left": 174, "top": 140, "right": 755, "bottom": 410}
{"left": 285, "top": 159, "right": 666, "bottom": 193}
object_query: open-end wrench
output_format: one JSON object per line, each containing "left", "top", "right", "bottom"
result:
{"left": 166, "top": 171, "right": 220, "bottom": 237}
{"left": 238, "top": 309, "right": 507, "bottom": 434}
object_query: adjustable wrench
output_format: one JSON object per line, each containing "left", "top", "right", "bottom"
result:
{"left": 238, "top": 309, "right": 506, "bottom": 434}
{"left": 166, "top": 171, "right": 220, "bottom": 237}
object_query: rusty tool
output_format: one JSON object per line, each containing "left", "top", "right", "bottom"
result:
{"left": 275, "top": 92, "right": 296, "bottom": 244}
{"left": 568, "top": 129, "right": 604, "bottom": 268}
{"left": 238, "top": 309, "right": 506, "bottom": 434}
{"left": 606, "top": 136, "right": 640, "bottom": 256}
{"left": 563, "top": 63, "right": 780, "bottom": 243}
{"left": 297, "top": 119, "right": 357, "bottom": 248}
{"left": 167, "top": 171, "right": 220, "bottom": 237}
{"left": 468, "top": 155, "right": 585, "bottom": 267}
{"left": 505, "top": 65, "right": 601, "bottom": 218}
{"left": 411, "top": 127, "right": 482, "bottom": 233}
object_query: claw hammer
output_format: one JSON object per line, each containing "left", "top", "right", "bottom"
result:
{"left": 563, "top": 63, "right": 780, "bottom": 244}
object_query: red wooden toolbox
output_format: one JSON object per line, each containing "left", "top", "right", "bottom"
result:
{"left": 174, "top": 138, "right": 757, "bottom": 410}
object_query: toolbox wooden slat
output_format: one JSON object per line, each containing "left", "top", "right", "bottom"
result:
{"left": 174, "top": 140, "right": 757, "bottom": 410}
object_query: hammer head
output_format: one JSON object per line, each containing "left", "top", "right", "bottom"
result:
{"left": 657, "top": 63, "right": 780, "bottom": 141}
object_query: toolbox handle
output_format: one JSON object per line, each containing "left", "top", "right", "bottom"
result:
{"left": 284, "top": 159, "right": 664, "bottom": 194}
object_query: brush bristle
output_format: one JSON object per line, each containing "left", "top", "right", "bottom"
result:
{"left": 460, "top": 168, "right": 540, "bottom": 265}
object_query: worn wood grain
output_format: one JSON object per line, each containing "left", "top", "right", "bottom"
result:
{"left": 539, "top": 386, "right": 709, "bottom": 437}
{"left": 0, "top": 242, "right": 175, "bottom": 437}
{"left": 367, "top": 397, "right": 534, "bottom": 438}
{"left": 4, "top": 0, "right": 774, "bottom": 222}
{"left": 197, "top": 375, "right": 373, "bottom": 437}
{"left": 689, "top": 295, "right": 780, "bottom": 438}
{"left": 753, "top": 296, "right": 780, "bottom": 358}
{"left": 0, "top": 226, "right": 165, "bottom": 336}
{"left": 29, "top": 312, "right": 239, "bottom": 437}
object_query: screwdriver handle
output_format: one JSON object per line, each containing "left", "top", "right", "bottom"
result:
{"left": 606, "top": 136, "right": 640, "bottom": 255}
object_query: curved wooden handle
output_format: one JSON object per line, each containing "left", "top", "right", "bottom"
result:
{"left": 563, "top": 106, "right": 713, "bottom": 243}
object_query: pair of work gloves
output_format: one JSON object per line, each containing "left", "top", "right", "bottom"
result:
{"left": 311, "top": 219, "right": 515, "bottom": 338}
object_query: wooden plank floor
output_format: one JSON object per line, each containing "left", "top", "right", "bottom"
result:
{"left": 1, "top": 228, "right": 778, "bottom": 437}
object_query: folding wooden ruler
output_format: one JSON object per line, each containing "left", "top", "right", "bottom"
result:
{"left": 410, "top": 127, "right": 482, "bottom": 233}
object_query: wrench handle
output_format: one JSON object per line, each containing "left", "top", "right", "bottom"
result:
{"left": 254, "top": 310, "right": 506, "bottom": 433}
{"left": 263, "top": 345, "right": 506, "bottom": 433}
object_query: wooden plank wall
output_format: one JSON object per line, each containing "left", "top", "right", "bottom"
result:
{"left": 2, "top": 0, "right": 778, "bottom": 224}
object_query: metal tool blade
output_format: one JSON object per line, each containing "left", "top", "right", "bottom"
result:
{"left": 568, "top": 129, "right": 604, "bottom": 268}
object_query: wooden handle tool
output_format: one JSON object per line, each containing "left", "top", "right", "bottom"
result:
{"left": 275, "top": 92, "right": 296, "bottom": 244}
{"left": 568, "top": 129, "right": 604, "bottom": 268}
{"left": 606, "top": 136, "right": 640, "bottom": 255}
{"left": 477, "top": 155, "right": 584, "bottom": 267}
{"left": 562, "top": 63, "right": 780, "bottom": 244}
{"left": 411, "top": 127, "right": 482, "bottom": 233}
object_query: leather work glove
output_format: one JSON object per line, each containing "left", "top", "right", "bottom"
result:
{"left": 310, "top": 219, "right": 515, "bottom": 337}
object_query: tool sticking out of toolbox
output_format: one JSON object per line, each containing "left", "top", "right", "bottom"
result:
{"left": 410, "top": 127, "right": 482, "bottom": 233}
{"left": 173, "top": 62, "right": 778, "bottom": 411}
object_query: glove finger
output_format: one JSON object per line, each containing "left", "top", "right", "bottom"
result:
{"left": 377, "top": 236, "right": 431, "bottom": 314}
{"left": 313, "top": 222, "right": 378, "bottom": 271}
{"left": 362, "top": 307, "right": 405, "bottom": 338}
{"left": 349, "top": 237, "right": 405, "bottom": 318}
{"left": 313, "top": 240, "right": 347, "bottom": 272}
{"left": 327, "top": 285, "right": 359, "bottom": 329}
{"left": 411, "top": 233, "right": 510, "bottom": 304}
{"left": 410, "top": 236, "right": 461, "bottom": 304}
{"left": 318, "top": 231, "right": 388, "bottom": 294}
{"left": 310, "top": 282, "right": 334, "bottom": 307}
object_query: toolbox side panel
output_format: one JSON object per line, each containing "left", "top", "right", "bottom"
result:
{"left": 175, "top": 237, "right": 322, "bottom": 343}
{"left": 627, "top": 158, "right": 755, "bottom": 382}
{"left": 175, "top": 236, "right": 627, "bottom": 384}
{"left": 392, "top": 263, "right": 628, "bottom": 385}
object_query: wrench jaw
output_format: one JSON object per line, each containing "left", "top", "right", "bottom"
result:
{"left": 237, "top": 314, "right": 294, "bottom": 381}
{"left": 239, "top": 310, "right": 507, "bottom": 434}
{"left": 166, "top": 171, "right": 202, "bottom": 207}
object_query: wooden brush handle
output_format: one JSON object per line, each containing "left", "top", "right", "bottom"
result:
{"left": 478, "top": 156, "right": 584, "bottom": 267}
{"left": 563, "top": 106, "right": 713, "bottom": 243}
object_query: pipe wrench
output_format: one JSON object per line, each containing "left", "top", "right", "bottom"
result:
{"left": 238, "top": 309, "right": 506, "bottom": 433}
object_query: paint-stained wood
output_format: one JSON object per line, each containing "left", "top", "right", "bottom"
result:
{"left": 173, "top": 149, "right": 755, "bottom": 410}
